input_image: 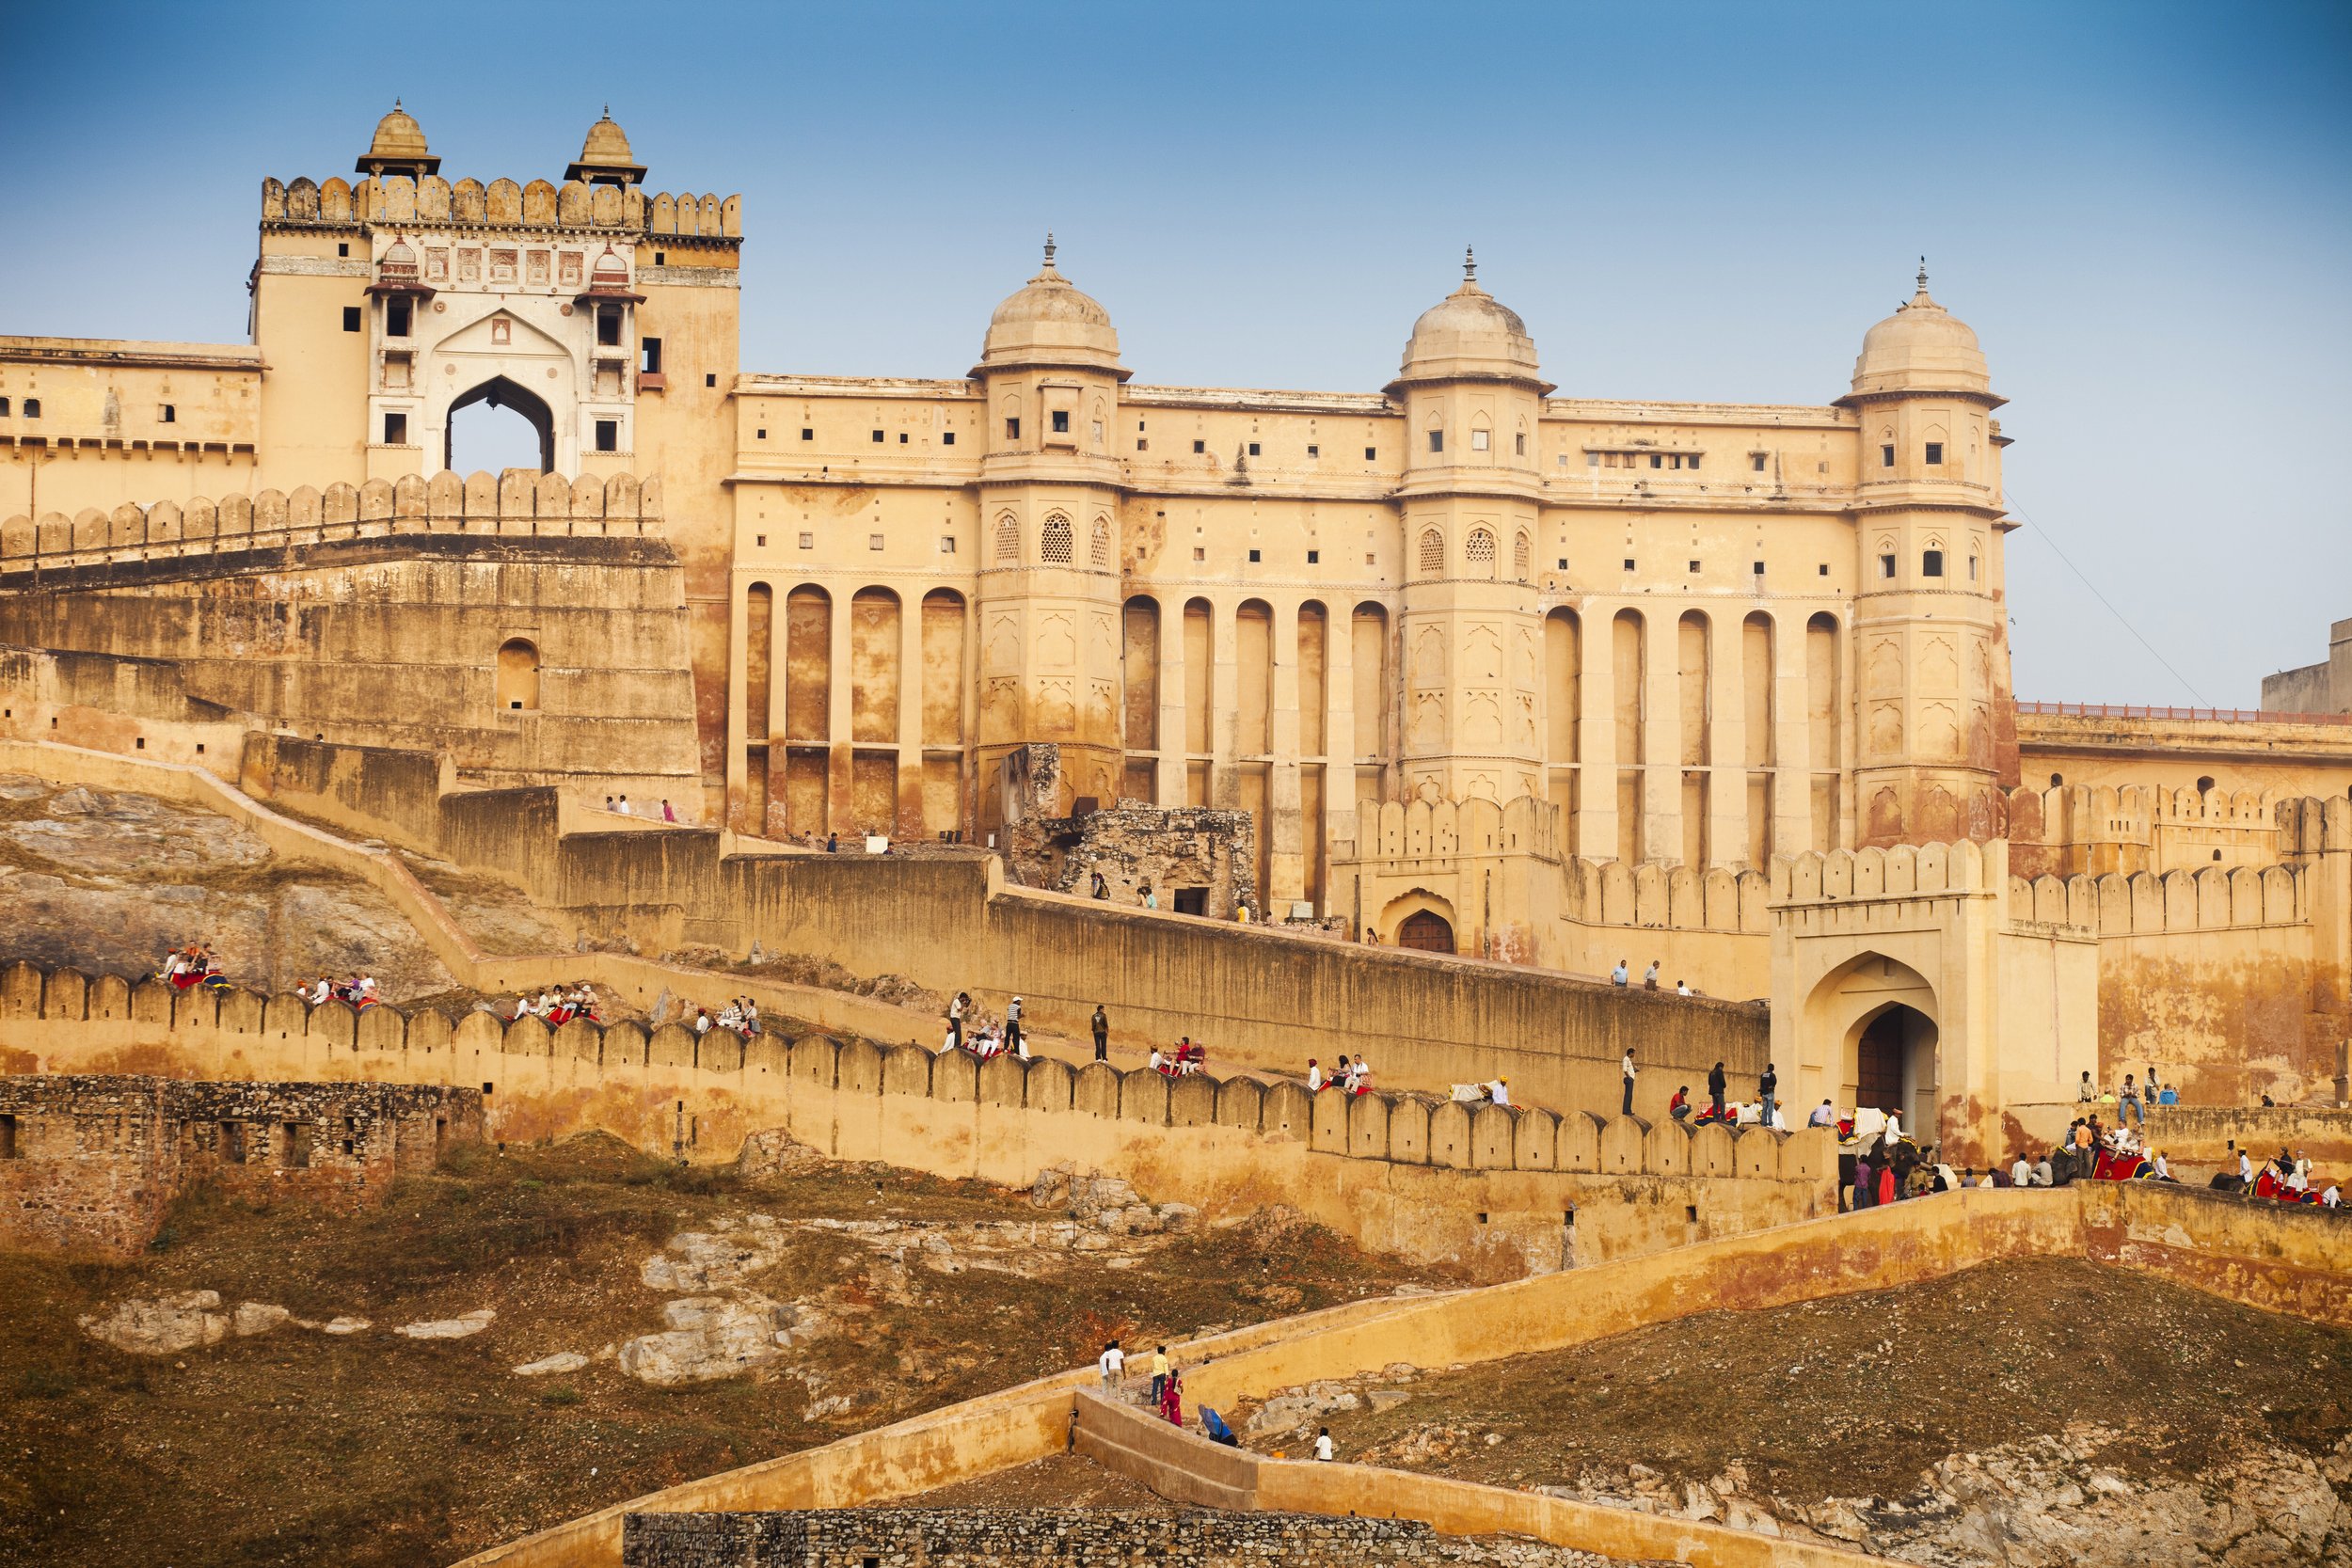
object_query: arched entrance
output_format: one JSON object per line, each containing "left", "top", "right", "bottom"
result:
{"left": 1802, "top": 951, "right": 1941, "bottom": 1134}
{"left": 1397, "top": 910, "right": 1454, "bottom": 953}
{"left": 1856, "top": 1005, "right": 1931, "bottom": 1117}
{"left": 445, "top": 375, "right": 555, "bottom": 473}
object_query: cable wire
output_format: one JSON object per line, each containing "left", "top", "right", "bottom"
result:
{"left": 2004, "top": 493, "right": 2211, "bottom": 707}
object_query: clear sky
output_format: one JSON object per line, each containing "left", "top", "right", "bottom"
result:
{"left": 7, "top": 1, "right": 2347, "bottom": 706}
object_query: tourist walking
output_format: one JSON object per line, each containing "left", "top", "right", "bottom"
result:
{"left": 1149, "top": 1345, "right": 1169, "bottom": 1406}
{"left": 1098, "top": 1339, "right": 1125, "bottom": 1396}
{"left": 1610, "top": 958, "right": 1629, "bottom": 987}
{"left": 1091, "top": 1003, "right": 1109, "bottom": 1061}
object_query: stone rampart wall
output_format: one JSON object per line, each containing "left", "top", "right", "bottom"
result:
{"left": 262, "top": 173, "right": 739, "bottom": 238}
{"left": 0, "top": 1072, "right": 480, "bottom": 1256}
{"left": 621, "top": 1509, "right": 1438, "bottom": 1568}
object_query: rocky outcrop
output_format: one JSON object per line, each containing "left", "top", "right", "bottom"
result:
{"left": 394, "top": 1307, "right": 495, "bottom": 1340}
{"left": 618, "top": 1296, "right": 807, "bottom": 1386}
{"left": 80, "top": 1290, "right": 295, "bottom": 1354}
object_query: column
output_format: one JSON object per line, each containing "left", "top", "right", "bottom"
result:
{"left": 1772, "top": 608, "right": 1812, "bottom": 858}
{"left": 1156, "top": 598, "right": 1186, "bottom": 807}
{"left": 1642, "top": 610, "right": 1681, "bottom": 866}
{"left": 896, "top": 589, "right": 925, "bottom": 837}
{"left": 1576, "top": 601, "right": 1618, "bottom": 861}
{"left": 1708, "top": 611, "right": 1748, "bottom": 870}
{"left": 826, "top": 583, "right": 854, "bottom": 833}
{"left": 1324, "top": 601, "right": 1358, "bottom": 857}
{"left": 1211, "top": 594, "right": 1241, "bottom": 808}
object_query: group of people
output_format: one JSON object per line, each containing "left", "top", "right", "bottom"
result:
{"left": 2079, "top": 1068, "right": 2182, "bottom": 1126}
{"left": 157, "top": 942, "right": 232, "bottom": 992}
{"left": 2218, "top": 1141, "right": 2341, "bottom": 1207}
{"left": 305, "top": 973, "right": 380, "bottom": 1009}
{"left": 1307, "top": 1055, "right": 1373, "bottom": 1095}
{"left": 1661, "top": 1057, "right": 1784, "bottom": 1130}
{"left": 691, "top": 996, "right": 761, "bottom": 1039}
{"left": 1085, "top": 870, "right": 1163, "bottom": 911}
{"left": 1609, "top": 958, "right": 1695, "bottom": 997}
{"left": 1151, "top": 1038, "right": 1207, "bottom": 1076}
{"left": 940, "top": 990, "right": 1030, "bottom": 1061}
{"left": 512, "top": 983, "right": 604, "bottom": 1026}
{"left": 599, "top": 794, "right": 680, "bottom": 822}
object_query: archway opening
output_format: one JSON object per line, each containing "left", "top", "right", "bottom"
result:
{"left": 447, "top": 375, "right": 555, "bottom": 474}
{"left": 1397, "top": 910, "right": 1455, "bottom": 953}
{"left": 495, "top": 638, "right": 540, "bottom": 712}
{"left": 1854, "top": 1002, "right": 1936, "bottom": 1123}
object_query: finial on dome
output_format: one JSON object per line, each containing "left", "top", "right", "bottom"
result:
{"left": 603, "top": 103, "right": 611, "bottom": 118}
{"left": 393, "top": 97, "right": 402, "bottom": 111}
{"left": 1916, "top": 255, "right": 1930, "bottom": 293}
{"left": 1464, "top": 246, "right": 1478, "bottom": 283}
{"left": 1043, "top": 231, "right": 1057, "bottom": 268}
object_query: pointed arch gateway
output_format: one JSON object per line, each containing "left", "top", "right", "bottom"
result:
{"left": 1802, "top": 950, "right": 1940, "bottom": 1131}
{"left": 445, "top": 374, "right": 555, "bottom": 473}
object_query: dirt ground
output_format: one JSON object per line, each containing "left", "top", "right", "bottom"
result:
{"left": 1251, "top": 1257, "right": 2352, "bottom": 1503}
{"left": 0, "top": 1134, "right": 1442, "bottom": 1568}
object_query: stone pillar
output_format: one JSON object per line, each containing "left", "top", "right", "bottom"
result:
{"left": 1266, "top": 598, "right": 1305, "bottom": 909}
{"left": 1642, "top": 610, "right": 1680, "bottom": 865}
{"left": 1576, "top": 602, "right": 1617, "bottom": 861}
{"left": 1325, "top": 603, "right": 1358, "bottom": 857}
{"left": 1156, "top": 601, "right": 1186, "bottom": 808}
{"left": 1211, "top": 594, "right": 1241, "bottom": 808}
{"left": 1773, "top": 607, "right": 1812, "bottom": 858}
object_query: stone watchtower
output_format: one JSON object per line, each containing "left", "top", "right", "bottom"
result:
{"left": 1836, "top": 266, "right": 2014, "bottom": 847}
{"left": 1388, "top": 252, "right": 1553, "bottom": 807}
{"left": 971, "top": 241, "right": 1132, "bottom": 823}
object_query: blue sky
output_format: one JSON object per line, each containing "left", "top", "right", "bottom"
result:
{"left": 6, "top": 1, "right": 2347, "bottom": 705}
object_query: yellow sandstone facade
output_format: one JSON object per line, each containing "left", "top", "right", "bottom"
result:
{"left": 6, "top": 106, "right": 2350, "bottom": 1165}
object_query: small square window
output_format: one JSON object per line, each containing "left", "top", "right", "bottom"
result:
{"left": 1751, "top": 453, "right": 1767, "bottom": 471}
{"left": 1688, "top": 453, "right": 1701, "bottom": 470}
{"left": 386, "top": 298, "right": 411, "bottom": 337}
{"left": 1515, "top": 433, "right": 1527, "bottom": 456}
{"left": 1648, "top": 453, "right": 1662, "bottom": 468}
{"left": 943, "top": 431, "right": 955, "bottom": 445}
{"left": 337, "top": 242, "right": 349, "bottom": 258}
{"left": 756, "top": 428, "right": 767, "bottom": 439}
{"left": 871, "top": 429, "right": 885, "bottom": 443}
{"left": 802, "top": 428, "right": 814, "bottom": 441}
{"left": 869, "top": 533, "right": 884, "bottom": 551}
{"left": 595, "top": 419, "right": 618, "bottom": 452}
{"left": 1364, "top": 446, "right": 1376, "bottom": 460}
{"left": 342, "top": 307, "right": 362, "bottom": 332}
{"left": 1922, "top": 548, "right": 1944, "bottom": 577}
{"left": 898, "top": 432, "right": 909, "bottom": 443}
{"left": 798, "top": 531, "right": 815, "bottom": 549}
{"left": 1819, "top": 563, "right": 1830, "bottom": 576}
{"left": 383, "top": 411, "right": 407, "bottom": 445}
{"left": 1007, "top": 418, "right": 1021, "bottom": 439}
{"left": 1881, "top": 444, "right": 1896, "bottom": 467}
{"left": 1366, "top": 552, "right": 1377, "bottom": 564}
{"left": 21, "top": 400, "right": 37, "bottom": 419}
{"left": 0, "top": 399, "right": 9, "bottom": 418}
{"left": 1307, "top": 549, "right": 1319, "bottom": 563}
{"left": 1248, "top": 441, "right": 1261, "bottom": 456}
{"left": 755, "top": 533, "right": 767, "bottom": 547}
{"left": 159, "top": 404, "right": 175, "bottom": 423}
{"left": 1925, "top": 441, "right": 1944, "bottom": 465}
{"left": 654, "top": 251, "right": 665, "bottom": 265}
{"left": 1137, "top": 438, "right": 1149, "bottom": 451}
{"left": 1248, "top": 548, "right": 1261, "bottom": 562}
{"left": 1428, "top": 430, "right": 1444, "bottom": 453}
{"left": 1051, "top": 410, "right": 1070, "bottom": 433}
{"left": 1622, "top": 558, "right": 1636, "bottom": 571}
{"left": 940, "top": 536, "right": 957, "bottom": 554}
{"left": 1192, "top": 546, "right": 1205, "bottom": 561}
{"left": 1193, "top": 439, "right": 1206, "bottom": 453}
{"left": 1688, "top": 560, "right": 1701, "bottom": 573}
{"left": 1556, "top": 558, "right": 1568, "bottom": 570}
{"left": 1470, "top": 429, "right": 1490, "bottom": 451}
{"left": 1879, "top": 553, "right": 1897, "bottom": 578}
{"left": 1306, "top": 444, "right": 1319, "bottom": 457}
{"left": 641, "top": 338, "right": 663, "bottom": 374}
{"left": 1752, "top": 561, "right": 1765, "bottom": 575}
{"left": 705, "top": 372, "right": 717, "bottom": 388}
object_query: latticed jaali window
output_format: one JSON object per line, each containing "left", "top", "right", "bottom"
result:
{"left": 1514, "top": 531, "right": 1531, "bottom": 580}
{"left": 994, "top": 513, "right": 1020, "bottom": 563}
{"left": 1418, "top": 528, "right": 1444, "bottom": 575}
{"left": 1090, "top": 515, "right": 1111, "bottom": 568}
{"left": 1466, "top": 529, "right": 1496, "bottom": 567}
{"left": 1041, "top": 514, "right": 1073, "bottom": 564}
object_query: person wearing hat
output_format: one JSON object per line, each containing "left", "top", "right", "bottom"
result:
{"left": 1004, "top": 993, "right": 1024, "bottom": 1056}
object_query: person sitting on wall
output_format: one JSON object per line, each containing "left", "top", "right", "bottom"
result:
{"left": 1349, "top": 1056, "right": 1372, "bottom": 1095}
{"left": 2321, "top": 1180, "right": 2341, "bottom": 1209}
{"left": 1150, "top": 1046, "right": 1167, "bottom": 1074}
{"left": 693, "top": 1007, "right": 713, "bottom": 1037}
{"left": 1307, "top": 1059, "right": 1325, "bottom": 1092}
{"left": 2158, "top": 1082, "right": 2179, "bottom": 1105}
{"left": 1676, "top": 979, "right": 1692, "bottom": 996}
{"left": 1181, "top": 1039, "right": 1205, "bottom": 1075}
{"left": 1668, "top": 1086, "right": 1691, "bottom": 1120}
{"left": 2152, "top": 1148, "right": 2173, "bottom": 1181}
{"left": 1486, "top": 1078, "right": 1510, "bottom": 1107}
{"left": 1809, "top": 1100, "right": 1836, "bottom": 1129}
{"left": 739, "top": 998, "right": 758, "bottom": 1036}
{"left": 2010, "top": 1152, "right": 2035, "bottom": 1188}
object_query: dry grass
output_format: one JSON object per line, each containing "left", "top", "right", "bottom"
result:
{"left": 0, "top": 1134, "right": 1438, "bottom": 1568}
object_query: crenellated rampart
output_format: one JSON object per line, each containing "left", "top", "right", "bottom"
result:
{"left": 0, "top": 958, "right": 1833, "bottom": 1277}
{"left": 0, "top": 467, "right": 663, "bottom": 576}
{"left": 262, "top": 174, "right": 739, "bottom": 239}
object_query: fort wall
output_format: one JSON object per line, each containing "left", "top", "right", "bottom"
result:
{"left": 0, "top": 1072, "right": 481, "bottom": 1255}
{"left": 0, "top": 959, "right": 1829, "bottom": 1278}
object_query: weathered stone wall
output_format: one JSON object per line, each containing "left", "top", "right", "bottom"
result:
{"left": 622, "top": 1509, "right": 1439, "bottom": 1568}
{"left": 0, "top": 1073, "right": 482, "bottom": 1256}
{"left": 1007, "top": 800, "right": 1258, "bottom": 917}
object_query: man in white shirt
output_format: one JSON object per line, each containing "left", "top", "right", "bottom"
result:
{"left": 2322, "top": 1182, "right": 2341, "bottom": 1209}
{"left": 1314, "top": 1427, "right": 1334, "bottom": 1462}
{"left": 1809, "top": 1100, "right": 1836, "bottom": 1129}
{"left": 1098, "top": 1340, "right": 1125, "bottom": 1395}
{"left": 1610, "top": 959, "right": 1629, "bottom": 987}
{"left": 1486, "top": 1079, "right": 1510, "bottom": 1107}
{"left": 1306, "top": 1059, "right": 1322, "bottom": 1091}
{"left": 616, "top": 795, "right": 631, "bottom": 816}
{"left": 1620, "top": 1049, "right": 1636, "bottom": 1116}
{"left": 1676, "top": 980, "right": 1692, "bottom": 997}
{"left": 2010, "top": 1155, "right": 2034, "bottom": 1187}
{"left": 2239, "top": 1148, "right": 2254, "bottom": 1187}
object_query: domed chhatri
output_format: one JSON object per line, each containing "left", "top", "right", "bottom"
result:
{"left": 1391, "top": 247, "right": 1546, "bottom": 390}
{"left": 355, "top": 99, "right": 438, "bottom": 179}
{"left": 1850, "top": 259, "right": 1994, "bottom": 399}
{"left": 566, "top": 106, "right": 647, "bottom": 185}
{"left": 977, "top": 234, "right": 1125, "bottom": 377}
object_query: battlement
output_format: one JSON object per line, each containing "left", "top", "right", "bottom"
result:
{"left": 1770, "top": 839, "right": 1997, "bottom": 905}
{"left": 261, "top": 175, "right": 739, "bottom": 239}
{"left": 0, "top": 467, "right": 664, "bottom": 572}
{"left": 2009, "top": 862, "right": 2307, "bottom": 934}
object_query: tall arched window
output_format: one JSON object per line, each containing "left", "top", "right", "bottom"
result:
{"left": 1041, "top": 513, "right": 1073, "bottom": 564}
{"left": 1418, "top": 528, "right": 1444, "bottom": 576}
{"left": 1090, "top": 515, "right": 1111, "bottom": 569}
{"left": 496, "top": 638, "right": 540, "bottom": 712}
{"left": 993, "top": 512, "right": 1020, "bottom": 564}
{"left": 1513, "top": 531, "right": 1532, "bottom": 581}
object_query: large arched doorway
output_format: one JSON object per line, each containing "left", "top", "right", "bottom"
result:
{"left": 1856, "top": 1005, "right": 1927, "bottom": 1116}
{"left": 1803, "top": 951, "right": 1941, "bottom": 1134}
{"left": 446, "top": 375, "right": 555, "bottom": 473}
{"left": 1397, "top": 910, "right": 1455, "bottom": 953}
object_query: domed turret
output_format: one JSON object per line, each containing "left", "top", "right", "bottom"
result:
{"left": 1850, "top": 261, "right": 1992, "bottom": 398}
{"left": 356, "top": 100, "right": 438, "bottom": 178}
{"left": 976, "top": 235, "right": 1125, "bottom": 377}
{"left": 365, "top": 233, "right": 433, "bottom": 298}
{"left": 566, "top": 107, "right": 646, "bottom": 185}
{"left": 1391, "top": 250, "right": 1547, "bottom": 392}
